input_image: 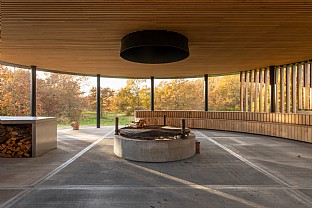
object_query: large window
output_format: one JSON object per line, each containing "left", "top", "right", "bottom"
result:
{"left": 208, "top": 74, "right": 240, "bottom": 111}
{"left": 36, "top": 71, "right": 87, "bottom": 125}
{"left": 155, "top": 78, "right": 204, "bottom": 110}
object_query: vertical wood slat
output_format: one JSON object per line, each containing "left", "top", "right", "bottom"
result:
{"left": 304, "top": 62, "right": 310, "bottom": 110}
{"left": 264, "top": 68, "right": 269, "bottom": 112}
{"left": 240, "top": 72, "right": 244, "bottom": 111}
{"left": 298, "top": 63, "right": 303, "bottom": 110}
{"left": 254, "top": 70, "right": 259, "bottom": 112}
{"left": 250, "top": 70, "right": 254, "bottom": 112}
{"left": 280, "top": 66, "right": 285, "bottom": 113}
{"left": 259, "top": 69, "right": 264, "bottom": 112}
{"left": 286, "top": 65, "right": 291, "bottom": 113}
{"left": 310, "top": 62, "right": 312, "bottom": 110}
{"left": 292, "top": 64, "right": 297, "bottom": 113}
{"left": 275, "top": 67, "right": 280, "bottom": 112}
{"left": 245, "top": 71, "right": 250, "bottom": 111}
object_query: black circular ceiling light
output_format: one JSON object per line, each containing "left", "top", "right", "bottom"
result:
{"left": 120, "top": 30, "right": 189, "bottom": 64}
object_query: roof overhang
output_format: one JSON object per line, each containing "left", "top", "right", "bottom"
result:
{"left": 1, "top": 0, "right": 312, "bottom": 78}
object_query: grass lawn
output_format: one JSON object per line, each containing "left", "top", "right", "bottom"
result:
{"left": 57, "top": 112, "right": 134, "bottom": 127}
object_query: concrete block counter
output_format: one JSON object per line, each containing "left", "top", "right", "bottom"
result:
{"left": 0, "top": 117, "right": 57, "bottom": 157}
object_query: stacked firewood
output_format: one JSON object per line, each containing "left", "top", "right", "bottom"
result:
{"left": 0, "top": 124, "right": 32, "bottom": 158}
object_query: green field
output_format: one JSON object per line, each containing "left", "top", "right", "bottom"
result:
{"left": 58, "top": 112, "right": 134, "bottom": 127}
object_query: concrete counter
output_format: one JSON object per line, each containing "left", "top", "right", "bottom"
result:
{"left": 0, "top": 116, "right": 57, "bottom": 157}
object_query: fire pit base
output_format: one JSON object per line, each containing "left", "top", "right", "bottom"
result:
{"left": 114, "top": 133, "right": 195, "bottom": 162}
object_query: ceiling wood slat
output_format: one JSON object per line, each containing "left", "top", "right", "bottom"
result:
{"left": 1, "top": 0, "right": 312, "bottom": 78}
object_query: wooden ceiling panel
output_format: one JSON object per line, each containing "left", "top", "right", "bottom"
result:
{"left": 1, "top": 0, "right": 312, "bottom": 78}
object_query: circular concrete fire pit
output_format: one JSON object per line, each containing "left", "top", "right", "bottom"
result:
{"left": 114, "top": 126, "right": 195, "bottom": 162}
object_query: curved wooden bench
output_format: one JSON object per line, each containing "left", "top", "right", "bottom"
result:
{"left": 135, "top": 111, "right": 312, "bottom": 143}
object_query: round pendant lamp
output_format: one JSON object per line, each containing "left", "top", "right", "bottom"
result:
{"left": 120, "top": 30, "right": 189, "bottom": 64}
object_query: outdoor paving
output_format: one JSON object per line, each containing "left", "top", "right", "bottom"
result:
{"left": 0, "top": 127, "right": 312, "bottom": 207}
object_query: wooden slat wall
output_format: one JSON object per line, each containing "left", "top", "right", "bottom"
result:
{"left": 298, "top": 63, "right": 303, "bottom": 110}
{"left": 240, "top": 60, "right": 312, "bottom": 114}
{"left": 245, "top": 71, "right": 250, "bottom": 112}
{"left": 286, "top": 65, "right": 291, "bottom": 113}
{"left": 240, "top": 72, "right": 244, "bottom": 111}
{"left": 254, "top": 70, "right": 259, "bottom": 112}
{"left": 280, "top": 66, "right": 285, "bottom": 113}
{"left": 135, "top": 110, "right": 312, "bottom": 143}
{"left": 292, "top": 64, "right": 297, "bottom": 113}
{"left": 310, "top": 62, "right": 312, "bottom": 110}
{"left": 264, "top": 68, "right": 269, "bottom": 112}
{"left": 259, "top": 69, "right": 264, "bottom": 113}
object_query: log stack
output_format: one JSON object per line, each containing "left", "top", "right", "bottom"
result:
{"left": 0, "top": 124, "right": 32, "bottom": 158}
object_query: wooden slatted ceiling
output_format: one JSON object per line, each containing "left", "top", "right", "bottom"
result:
{"left": 1, "top": 0, "right": 312, "bottom": 78}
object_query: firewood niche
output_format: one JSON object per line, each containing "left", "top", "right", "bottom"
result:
{"left": 0, "top": 124, "right": 32, "bottom": 158}
{"left": 0, "top": 117, "right": 57, "bottom": 158}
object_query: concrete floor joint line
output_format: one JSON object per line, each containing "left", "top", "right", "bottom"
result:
{"left": 194, "top": 130, "right": 312, "bottom": 206}
{"left": 1, "top": 129, "right": 114, "bottom": 208}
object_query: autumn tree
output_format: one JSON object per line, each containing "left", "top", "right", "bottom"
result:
{"left": 37, "top": 73, "right": 87, "bottom": 123}
{"left": 0, "top": 66, "right": 31, "bottom": 116}
{"left": 155, "top": 79, "right": 204, "bottom": 110}
{"left": 88, "top": 87, "right": 115, "bottom": 116}
{"left": 208, "top": 74, "right": 240, "bottom": 111}
{"left": 113, "top": 79, "right": 150, "bottom": 115}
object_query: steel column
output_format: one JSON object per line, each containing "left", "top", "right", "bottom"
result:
{"left": 96, "top": 74, "right": 101, "bottom": 128}
{"left": 30, "top": 65, "right": 37, "bottom": 116}
{"left": 204, "top": 74, "right": 208, "bottom": 111}
{"left": 151, "top": 76, "right": 155, "bottom": 111}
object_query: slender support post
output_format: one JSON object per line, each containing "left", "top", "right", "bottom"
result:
{"left": 115, "top": 117, "right": 119, "bottom": 135}
{"left": 250, "top": 70, "right": 254, "bottom": 112}
{"left": 280, "top": 66, "right": 285, "bottom": 113}
{"left": 264, "top": 68, "right": 269, "bottom": 112}
{"left": 304, "top": 62, "right": 310, "bottom": 110}
{"left": 286, "top": 65, "right": 291, "bottom": 113}
{"left": 96, "top": 74, "right": 101, "bottom": 128}
{"left": 30, "top": 65, "right": 37, "bottom": 116}
{"left": 310, "top": 62, "right": 312, "bottom": 110}
{"left": 298, "top": 63, "right": 303, "bottom": 110}
{"left": 181, "top": 118, "right": 186, "bottom": 138}
{"left": 204, "top": 74, "right": 208, "bottom": 111}
{"left": 259, "top": 69, "right": 264, "bottom": 112}
{"left": 163, "top": 115, "right": 166, "bottom": 126}
{"left": 292, "top": 64, "right": 297, "bottom": 113}
{"left": 240, "top": 72, "right": 244, "bottom": 111}
{"left": 275, "top": 67, "right": 280, "bottom": 113}
{"left": 270, "top": 66, "right": 276, "bottom": 113}
{"left": 254, "top": 70, "right": 259, "bottom": 112}
{"left": 151, "top": 76, "right": 155, "bottom": 111}
{"left": 245, "top": 71, "right": 250, "bottom": 111}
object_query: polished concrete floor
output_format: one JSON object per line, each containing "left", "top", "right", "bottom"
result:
{"left": 0, "top": 127, "right": 312, "bottom": 208}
